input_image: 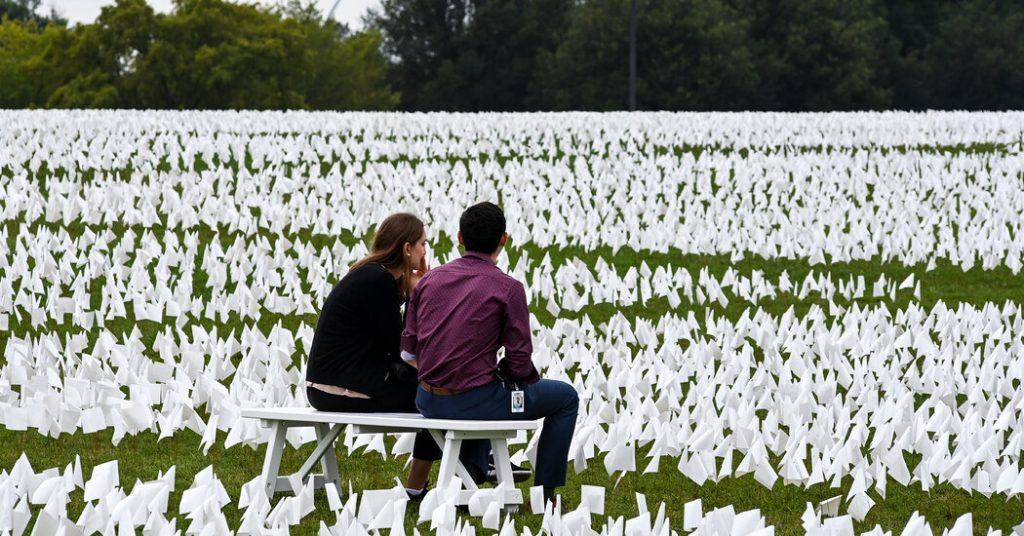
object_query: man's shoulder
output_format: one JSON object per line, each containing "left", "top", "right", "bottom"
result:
{"left": 491, "top": 270, "right": 524, "bottom": 290}
{"left": 421, "top": 260, "right": 523, "bottom": 292}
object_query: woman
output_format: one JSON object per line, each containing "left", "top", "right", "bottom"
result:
{"left": 305, "top": 212, "right": 437, "bottom": 498}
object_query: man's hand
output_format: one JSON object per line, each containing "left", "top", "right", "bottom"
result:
{"left": 410, "top": 255, "right": 431, "bottom": 290}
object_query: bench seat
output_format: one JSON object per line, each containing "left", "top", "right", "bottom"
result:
{"left": 240, "top": 407, "right": 539, "bottom": 513}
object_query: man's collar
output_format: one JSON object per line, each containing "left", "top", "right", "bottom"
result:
{"left": 463, "top": 250, "right": 495, "bottom": 263}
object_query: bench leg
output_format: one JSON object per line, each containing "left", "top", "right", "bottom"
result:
{"left": 435, "top": 435, "right": 463, "bottom": 496}
{"left": 287, "top": 423, "right": 343, "bottom": 493}
{"left": 261, "top": 421, "right": 287, "bottom": 498}
{"left": 429, "top": 430, "right": 479, "bottom": 499}
{"left": 490, "top": 438, "right": 520, "bottom": 513}
{"left": 489, "top": 438, "right": 514, "bottom": 486}
{"left": 316, "top": 424, "right": 342, "bottom": 495}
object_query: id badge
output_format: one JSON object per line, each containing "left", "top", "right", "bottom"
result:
{"left": 511, "top": 390, "right": 525, "bottom": 413}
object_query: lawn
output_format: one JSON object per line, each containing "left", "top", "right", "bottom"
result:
{"left": 1, "top": 110, "right": 1023, "bottom": 535}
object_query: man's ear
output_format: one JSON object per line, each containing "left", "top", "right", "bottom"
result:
{"left": 499, "top": 233, "right": 508, "bottom": 247}
{"left": 457, "top": 232, "right": 465, "bottom": 246}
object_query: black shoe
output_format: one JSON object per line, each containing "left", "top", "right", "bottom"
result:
{"left": 406, "top": 481, "right": 430, "bottom": 502}
{"left": 487, "top": 461, "right": 532, "bottom": 484}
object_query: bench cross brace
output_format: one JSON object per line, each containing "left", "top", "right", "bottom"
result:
{"left": 255, "top": 418, "right": 524, "bottom": 513}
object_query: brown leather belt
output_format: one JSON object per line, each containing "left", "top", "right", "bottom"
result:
{"left": 419, "top": 381, "right": 470, "bottom": 396}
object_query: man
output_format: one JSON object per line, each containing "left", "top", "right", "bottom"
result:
{"left": 401, "top": 202, "right": 579, "bottom": 509}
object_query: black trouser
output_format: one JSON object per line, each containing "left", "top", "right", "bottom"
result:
{"left": 307, "top": 383, "right": 442, "bottom": 461}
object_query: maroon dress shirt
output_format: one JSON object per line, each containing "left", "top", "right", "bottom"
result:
{"left": 402, "top": 251, "right": 537, "bottom": 390}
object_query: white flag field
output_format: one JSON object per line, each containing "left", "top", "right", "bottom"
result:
{"left": 1, "top": 110, "right": 1023, "bottom": 534}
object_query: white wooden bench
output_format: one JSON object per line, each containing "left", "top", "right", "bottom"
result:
{"left": 240, "top": 407, "right": 538, "bottom": 511}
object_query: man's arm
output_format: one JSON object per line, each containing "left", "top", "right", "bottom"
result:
{"left": 501, "top": 280, "right": 538, "bottom": 383}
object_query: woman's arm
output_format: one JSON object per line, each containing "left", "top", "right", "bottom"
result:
{"left": 400, "top": 282, "right": 421, "bottom": 370}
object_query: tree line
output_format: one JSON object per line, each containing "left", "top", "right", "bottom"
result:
{"left": 0, "top": 0, "right": 397, "bottom": 109}
{"left": 2, "top": 0, "right": 1022, "bottom": 111}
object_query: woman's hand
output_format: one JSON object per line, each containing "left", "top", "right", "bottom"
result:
{"left": 410, "top": 255, "right": 430, "bottom": 290}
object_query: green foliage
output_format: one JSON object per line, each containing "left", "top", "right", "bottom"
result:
{"left": 537, "top": 0, "right": 762, "bottom": 111}
{"left": 0, "top": 19, "right": 62, "bottom": 107}
{"left": 149, "top": 0, "right": 310, "bottom": 109}
{"left": 884, "top": 0, "right": 1024, "bottom": 111}
{"left": 440, "top": 0, "right": 575, "bottom": 111}
{"left": 371, "top": 0, "right": 1024, "bottom": 111}
{"left": 0, "top": 0, "right": 65, "bottom": 26}
{"left": 641, "top": 0, "right": 762, "bottom": 111}
{"left": 367, "top": 0, "right": 471, "bottom": 111}
{"left": 915, "top": 0, "right": 1024, "bottom": 110}
{"left": 46, "top": 70, "right": 121, "bottom": 108}
{"left": 738, "top": 0, "right": 892, "bottom": 110}
{"left": 0, "top": 0, "right": 398, "bottom": 110}
{"left": 533, "top": 0, "right": 629, "bottom": 111}
{"left": 0, "top": 0, "right": 35, "bottom": 21}
{"left": 2, "top": 0, "right": 1023, "bottom": 111}
{"left": 301, "top": 27, "right": 400, "bottom": 110}
{"left": 369, "top": 0, "right": 574, "bottom": 111}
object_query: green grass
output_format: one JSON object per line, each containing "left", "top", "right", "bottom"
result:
{"left": 1, "top": 425, "right": 1021, "bottom": 534}
{"left": 3, "top": 225, "right": 1023, "bottom": 534}
{"left": 4, "top": 218, "right": 1022, "bottom": 346}
{"left": 2, "top": 139, "right": 1023, "bottom": 534}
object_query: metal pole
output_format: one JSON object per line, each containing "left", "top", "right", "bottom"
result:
{"left": 327, "top": 0, "right": 342, "bottom": 21}
{"left": 629, "top": 0, "right": 637, "bottom": 111}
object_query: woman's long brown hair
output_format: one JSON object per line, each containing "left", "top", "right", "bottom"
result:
{"left": 350, "top": 213, "right": 425, "bottom": 299}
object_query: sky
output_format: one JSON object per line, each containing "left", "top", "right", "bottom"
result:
{"left": 45, "top": 0, "right": 382, "bottom": 29}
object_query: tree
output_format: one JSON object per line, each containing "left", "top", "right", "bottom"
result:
{"left": 0, "top": 19, "right": 63, "bottom": 107}
{"left": 739, "top": 0, "right": 892, "bottom": 110}
{"left": 3, "top": 0, "right": 398, "bottom": 110}
{"left": 367, "top": 0, "right": 471, "bottom": 110}
{"left": 368, "top": 0, "right": 573, "bottom": 111}
{"left": 129, "top": 0, "right": 396, "bottom": 110}
{"left": 918, "top": 0, "right": 1024, "bottom": 110}
{"left": 133, "top": 0, "right": 310, "bottom": 109}
{"left": 44, "top": 0, "right": 158, "bottom": 108}
{"left": 878, "top": 0, "right": 940, "bottom": 110}
{"left": 536, "top": 0, "right": 760, "bottom": 111}
{"left": 440, "top": 0, "right": 574, "bottom": 111}
{"left": 0, "top": 0, "right": 36, "bottom": 21}
{"left": 5, "top": 0, "right": 1024, "bottom": 111}
{"left": 534, "top": 0, "right": 630, "bottom": 110}
{"left": 635, "top": 0, "right": 761, "bottom": 110}
{"left": 46, "top": 70, "right": 121, "bottom": 108}
{"left": 0, "top": 0, "right": 66, "bottom": 26}
{"left": 301, "top": 28, "right": 400, "bottom": 110}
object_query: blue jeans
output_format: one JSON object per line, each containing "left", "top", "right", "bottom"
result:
{"left": 416, "top": 379, "right": 579, "bottom": 487}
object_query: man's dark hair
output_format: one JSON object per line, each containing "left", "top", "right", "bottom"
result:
{"left": 460, "top": 202, "right": 506, "bottom": 254}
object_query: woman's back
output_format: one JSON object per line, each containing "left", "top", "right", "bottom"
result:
{"left": 305, "top": 263, "right": 403, "bottom": 398}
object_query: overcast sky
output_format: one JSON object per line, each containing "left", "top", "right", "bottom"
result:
{"left": 45, "top": 0, "right": 381, "bottom": 29}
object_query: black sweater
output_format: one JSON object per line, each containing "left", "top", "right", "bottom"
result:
{"left": 305, "top": 263, "right": 405, "bottom": 398}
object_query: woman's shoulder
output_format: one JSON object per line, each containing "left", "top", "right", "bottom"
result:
{"left": 341, "top": 263, "right": 398, "bottom": 294}
{"left": 323, "top": 264, "right": 397, "bottom": 316}
{"left": 347, "top": 262, "right": 391, "bottom": 281}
